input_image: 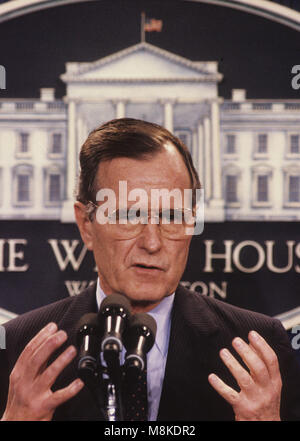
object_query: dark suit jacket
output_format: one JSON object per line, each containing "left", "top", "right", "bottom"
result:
{"left": 0, "top": 283, "right": 300, "bottom": 421}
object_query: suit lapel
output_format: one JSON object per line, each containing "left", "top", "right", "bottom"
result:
{"left": 157, "top": 285, "right": 231, "bottom": 421}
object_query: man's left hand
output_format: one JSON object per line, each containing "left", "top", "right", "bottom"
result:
{"left": 208, "top": 330, "right": 282, "bottom": 421}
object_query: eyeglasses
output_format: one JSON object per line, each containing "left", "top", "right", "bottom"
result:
{"left": 86, "top": 202, "right": 196, "bottom": 239}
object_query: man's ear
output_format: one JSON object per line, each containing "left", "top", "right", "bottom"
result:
{"left": 74, "top": 202, "right": 94, "bottom": 250}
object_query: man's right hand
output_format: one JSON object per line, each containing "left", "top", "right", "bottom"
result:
{"left": 1, "top": 322, "right": 84, "bottom": 421}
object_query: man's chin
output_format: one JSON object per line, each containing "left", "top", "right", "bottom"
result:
{"left": 129, "top": 298, "right": 160, "bottom": 313}
{"left": 121, "top": 287, "right": 172, "bottom": 312}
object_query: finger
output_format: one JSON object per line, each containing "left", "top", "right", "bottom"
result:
{"left": 41, "top": 345, "right": 77, "bottom": 388}
{"left": 16, "top": 322, "right": 58, "bottom": 368}
{"left": 48, "top": 378, "right": 84, "bottom": 410}
{"left": 248, "top": 331, "right": 280, "bottom": 381}
{"left": 29, "top": 330, "right": 68, "bottom": 380}
{"left": 208, "top": 373, "right": 239, "bottom": 406}
{"left": 219, "top": 348, "right": 254, "bottom": 390}
{"left": 232, "top": 337, "right": 270, "bottom": 386}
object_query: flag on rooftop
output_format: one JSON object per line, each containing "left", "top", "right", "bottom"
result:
{"left": 144, "top": 17, "right": 163, "bottom": 33}
{"left": 141, "top": 12, "right": 163, "bottom": 42}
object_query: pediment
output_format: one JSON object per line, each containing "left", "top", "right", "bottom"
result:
{"left": 61, "top": 42, "right": 222, "bottom": 83}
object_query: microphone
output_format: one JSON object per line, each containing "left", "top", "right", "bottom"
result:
{"left": 98, "top": 294, "right": 131, "bottom": 375}
{"left": 76, "top": 313, "right": 100, "bottom": 385}
{"left": 98, "top": 294, "right": 131, "bottom": 422}
{"left": 123, "top": 312, "right": 157, "bottom": 379}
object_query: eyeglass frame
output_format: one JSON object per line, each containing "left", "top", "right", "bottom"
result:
{"left": 85, "top": 200, "right": 197, "bottom": 238}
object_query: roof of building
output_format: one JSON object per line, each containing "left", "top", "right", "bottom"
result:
{"left": 60, "top": 42, "right": 223, "bottom": 83}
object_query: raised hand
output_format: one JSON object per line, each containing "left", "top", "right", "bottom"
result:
{"left": 208, "top": 330, "right": 282, "bottom": 421}
{"left": 1, "top": 322, "right": 84, "bottom": 421}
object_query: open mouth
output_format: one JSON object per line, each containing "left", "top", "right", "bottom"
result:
{"left": 133, "top": 263, "right": 163, "bottom": 271}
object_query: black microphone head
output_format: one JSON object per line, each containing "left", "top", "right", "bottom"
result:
{"left": 75, "top": 313, "right": 100, "bottom": 386}
{"left": 98, "top": 294, "right": 132, "bottom": 358}
{"left": 76, "top": 312, "right": 99, "bottom": 345}
{"left": 125, "top": 312, "right": 157, "bottom": 353}
{"left": 99, "top": 293, "right": 131, "bottom": 316}
{"left": 123, "top": 312, "right": 157, "bottom": 380}
{"left": 129, "top": 313, "right": 157, "bottom": 337}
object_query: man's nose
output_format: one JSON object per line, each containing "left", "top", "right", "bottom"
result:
{"left": 137, "top": 223, "right": 163, "bottom": 253}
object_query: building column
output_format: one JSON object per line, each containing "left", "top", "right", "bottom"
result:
{"left": 163, "top": 101, "right": 174, "bottom": 133}
{"left": 61, "top": 99, "right": 77, "bottom": 222}
{"left": 192, "top": 129, "right": 198, "bottom": 170}
{"left": 208, "top": 100, "right": 224, "bottom": 220}
{"left": 211, "top": 100, "right": 222, "bottom": 200}
{"left": 115, "top": 100, "right": 126, "bottom": 119}
{"left": 203, "top": 117, "right": 211, "bottom": 202}
{"left": 67, "top": 100, "right": 77, "bottom": 201}
{"left": 197, "top": 122, "right": 204, "bottom": 188}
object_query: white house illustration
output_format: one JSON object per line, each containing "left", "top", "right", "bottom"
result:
{"left": 1, "top": 42, "right": 300, "bottom": 223}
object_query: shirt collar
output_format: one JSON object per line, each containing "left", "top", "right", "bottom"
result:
{"left": 96, "top": 278, "right": 174, "bottom": 357}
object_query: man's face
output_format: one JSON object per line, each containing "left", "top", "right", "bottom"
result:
{"left": 75, "top": 142, "right": 193, "bottom": 312}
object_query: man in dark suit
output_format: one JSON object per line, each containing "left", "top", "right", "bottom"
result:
{"left": 1, "top": 118, "right": 300, "bottom": 421}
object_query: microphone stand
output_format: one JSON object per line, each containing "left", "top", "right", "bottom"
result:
{"left": 105, "top": 380, "right": 119, "bottom": 421}
{"left": 78, "top": 354, "right": 124, "bottom": 421}
{"left": 102, "top": 344, "right": 125, "bottom": 421}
